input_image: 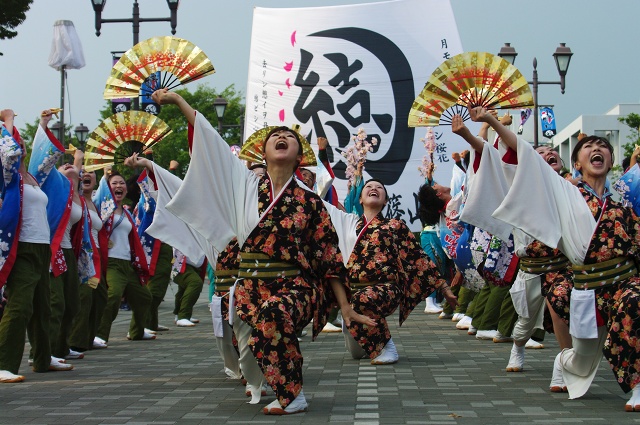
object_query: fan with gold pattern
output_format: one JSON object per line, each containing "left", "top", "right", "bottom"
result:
{"left": 239, "top": 124, "right": 317, "bottom": 167}
{"left": 104, "top": 36, "right": 215, "bottom": 99}
{"left": 84, "top": 111, "right": 172, "bottom": 171}
{"left": 408, "top": 52, "right": 533, "bottom": 127}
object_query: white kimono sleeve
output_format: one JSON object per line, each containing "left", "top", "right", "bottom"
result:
{"left": 323, "top": 200, "right": 359, "bottom": 266}
{"left": 165, "top": 112, "right": 260, "bottom": 253}
{"left": 492, "top": 137, "right": 596, "bottom": 265}
{"left": 460, "top": 142, "right": 514, "bottom": 242}
{"left": 146, "top": 163, "right": 213, "bottom": 267}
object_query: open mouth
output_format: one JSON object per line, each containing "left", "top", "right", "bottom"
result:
{"left": 275, "top": 140, "right": 288, "bottom": 150}
{"left": 590, "top": 153, "right": 604, "bottom": 165}
{"left": 546, "top": 156, "right": 558, "bottom": 165}
{"left": 113, "top": 189, "right": 124, "bottom": 196}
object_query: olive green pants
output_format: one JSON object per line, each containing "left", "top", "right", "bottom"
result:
{"left": 0, "top": 242, "right": 51, "bottom": 373}
{"left": 147, "top": 242, "right": 173, "bottom": 330}
{"left": 173, "top": 264, "right": 204, "bottom": 320}
{"left": 48, "top": 248, "right": 80, "bottom": 358}
{"left": 471, "top": 283, "right": 512, "bottom": 331}
{"left": 97, "top": 258, "right": 152, "bottom": 341}
{"left": 69, "top": 276, "right": 108, "bottom": 351}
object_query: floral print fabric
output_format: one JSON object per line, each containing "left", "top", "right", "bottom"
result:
{"left": 545, "top": 183, "right": 640, "bottom": 393}
{"left": 345, "top": 212, "right": 444, "bottom": 357}
{"left": 0, "top": 126, "right": 22, "bottom": 286}
{"left": 233, "top": 176, "right": 347, "bottom": 408}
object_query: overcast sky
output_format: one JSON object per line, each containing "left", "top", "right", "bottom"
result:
{"left": 2, "top": 0, "right": 639, "bottom": 138}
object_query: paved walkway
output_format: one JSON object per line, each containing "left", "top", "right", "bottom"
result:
{"left": 0, "top": 289, "right": 635, "bottom": 425}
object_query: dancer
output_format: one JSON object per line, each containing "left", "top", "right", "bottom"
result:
{"left": 451, "top": 112, "right": 569, "bottom": 383}
{"left": 148, "top": 88, "right": 373, "bottom": 415}
{"left": 94, "top": 169, "right": 153, "bottom": 342}
{"left": 28, "top": 111, "right": 88, "bottom": 363}
{"left": 335, "top": 178, "right": 457, "bottom": 364}
{"left": 473, "top": 105, "right": 640, "bottom": 411}
{"left": 69, "top": 157, "right": 107, "bottom": 351}
{"left": 0, "top": 108, "right": 71, "bottom": 382}
{"left": 135, "top": 169, "right": 173, "bottom": 331}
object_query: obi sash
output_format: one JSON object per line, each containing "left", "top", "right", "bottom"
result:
{"left": 572, "top": 256, "right": 637, "bottom": 290}
{"left": 519, "top": 255, "right": 570, "bottom": 275}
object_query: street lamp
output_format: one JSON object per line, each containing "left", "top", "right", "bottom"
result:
{"left": 75, "top": 123, "right": 89, "bottom": 149}
{"left": 213, "top": 96, "right": 228, "bottom": 133}
{"left": 50, "top": 121, "right": 63, "bottom": 141}
{"left": 213, "top": 96, "right": 244, "bottom": 143}
{"left": 92, "top": 0, "right": 180, "bottom": 110}
{"left": 498, "top": 43, "right": 573, "bottom": 147}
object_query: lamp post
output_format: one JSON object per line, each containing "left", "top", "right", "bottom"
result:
{"left": 213, "top": 96, "right": 245, "bottom": 143}
{"left": 51, "top": 121, "right": 63, "bottom": 141}
{"left": 498, "top": 43, "right": 573, "bottom": 147}
{"left": 75, "top": 123, "right": 89, "bottom": 149}
{"left": 92, "top": 0, "right": 180, "bottom": 110}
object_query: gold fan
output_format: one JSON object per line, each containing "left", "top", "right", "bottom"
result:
{"left": 239, "top": 124, "right": 317, "bottom": 167}
{"left": 84, "top": 111, "right": 172, "bottom": 171}
{"left": 103, "top": 36, "right": 215, "bottom": 99}
{"left": 408, "top": 52, "right": 533, "bottom": 127}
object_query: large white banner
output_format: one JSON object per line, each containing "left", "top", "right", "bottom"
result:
{"left": 245, "top": 0, "right": 475, "bottom": 231}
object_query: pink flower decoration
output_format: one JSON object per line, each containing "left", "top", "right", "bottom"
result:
{"left": 341, "top": 128, "right": 378, "bottom": 188}
{"left": 290, "top": 31, "right": 297, "bottom": 47}
{"left": 285, "top": 78, "right": 291, "bottom": 89}
{"left": 284, "top": 61, "right": 293, "bottom": 72}
{"left": 278, "top": 90, "right": 283, "bottom": 96}
{"left": 279, "top": 109, "right": 285, "bottom": 122}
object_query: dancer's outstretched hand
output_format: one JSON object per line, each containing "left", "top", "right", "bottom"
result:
{"left": 341, "top": 306, "right": 376, "bottom": 328}
{"left": 468, "top": 105, "right": 493, "bottom": 123}
{"left": 442, "top": 287, "right": 458, "bottom": 310}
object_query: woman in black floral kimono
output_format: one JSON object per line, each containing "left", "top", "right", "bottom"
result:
{"left": 472, "top": 105, "right": 640, "bottom": 412}
{"left": 342, "top": 178, "right": 457, "bottom": 364}
{"left": 150, "top": 89, "right": 373, "bottom": 415}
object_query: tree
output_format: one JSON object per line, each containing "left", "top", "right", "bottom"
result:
{"left": 617, "top": 112, "right": 640, "bottom": 160}
{"left": 0, "top": 0, "right": 33, "bottom": 56}
{"left": 98, "top": 83, "right": 245, "bottom": 179}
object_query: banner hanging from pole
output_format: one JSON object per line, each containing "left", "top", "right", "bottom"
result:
{"left": 540, "top": 106, "right": 557, "bottom": 138}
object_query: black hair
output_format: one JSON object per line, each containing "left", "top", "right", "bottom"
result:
{"left": 360, "top": 178, "right": 388, "bottom": 203}
{"left": 623, "top": 156, "right": 631, "bottom": 171}
{"left": 126, "top": 173, "right": 141, "bottom": 205}
{"left": 418, "top": 184, "right": 445, "bottom": 226}
{"left": 107, "top": 170, "right": 124, "bottom": 183}
{"left": 571, "top": 135, "right": 614, "bottom": 166}
{"left": 265, "top": 126, "right": 303, "bottom": 155}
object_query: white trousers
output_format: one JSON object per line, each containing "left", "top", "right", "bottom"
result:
{"left": 232, "top": 310, "right": 264, "bottom": 389}
{"left": 214, "top": 319, "right": 241, "bottom": 379}
{"left": 511, "top": 271, "right": 545, "bottom": 343}
{"left": 561, "top": 325, "right": 607, "bottom": 399}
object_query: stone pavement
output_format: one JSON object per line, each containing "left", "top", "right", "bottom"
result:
{"left": 1, "top": 289, "right": 636, "bottom": 425}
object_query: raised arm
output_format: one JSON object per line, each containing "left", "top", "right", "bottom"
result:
{"left": 468, "top": 106, "right": 518, "bottom": 151}
{"left": 124, "top": 152, "right": 154, "bottom": 173}
{"left": 152, "top": 89, "right": 196, "bottom": 126}
{"left": 0, "top": 109, "right": 15, "bottom": 136}
{"left": 451, "top": 114, "right": 485, "bottom": 152}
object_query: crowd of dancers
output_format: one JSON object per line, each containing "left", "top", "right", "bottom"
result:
{"left": 1, "top": 87, "right": 640, "bottom": 415}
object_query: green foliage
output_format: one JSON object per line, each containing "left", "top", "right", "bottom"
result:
{"left": 98, "top": 83, "right": 245, "bottom": 179}
{"left": 0, "top": 0, "right": 33, "bottom": 55}
{"left": 617, "top": 112, "right": 640, "bottom": 159}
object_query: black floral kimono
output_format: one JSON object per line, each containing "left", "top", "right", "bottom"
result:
{"left": 233, "top": 175, "right": 348, "bottom": 408}
{"left": 345, "top": 212, "right": 445, "bottom": 358}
